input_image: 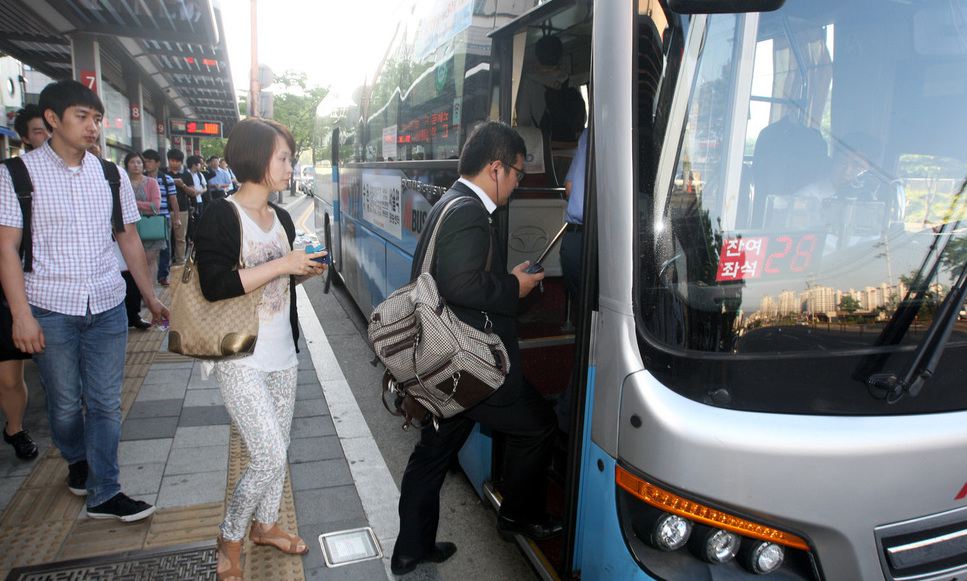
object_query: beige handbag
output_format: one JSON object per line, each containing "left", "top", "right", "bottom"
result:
{"left": 168, "top": 203, "right": 263, "bottom": 359}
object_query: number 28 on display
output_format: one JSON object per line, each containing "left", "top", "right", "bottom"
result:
{"left": 716, "top": 233, "right": 822, "bottom": 282}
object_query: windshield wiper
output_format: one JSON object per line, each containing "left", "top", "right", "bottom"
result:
{"left": 853, "top": 221, "right": 957, "bottom": 381}
{"left": 868, "top": 258, "right": 967, "bottom": 404}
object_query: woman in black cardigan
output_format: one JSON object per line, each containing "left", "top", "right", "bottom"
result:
{"left": 194, "top": 118, "right": 327, "bottom": 581}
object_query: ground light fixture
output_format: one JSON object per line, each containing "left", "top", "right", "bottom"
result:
{"left": 740, "top": 540, "right": 785, "bottom": 575}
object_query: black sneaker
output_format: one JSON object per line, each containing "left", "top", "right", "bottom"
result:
{"left": 3, "top": 425, "right": 38, "bottom": 460}
{"left": 67, "top": 460, "right": 89, "bottom": 496}
{"left": 86, "top": 492, "right": 156, "bottom": 522}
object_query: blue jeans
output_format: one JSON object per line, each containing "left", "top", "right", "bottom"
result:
{"left": 30, "top": 302, "right": 127, "bottom": 507}
{"left": 157, "top": 216, "right": 171, "bottom": 282}
{"left": 157, "top": 244, "right": 171, "bottom": 282}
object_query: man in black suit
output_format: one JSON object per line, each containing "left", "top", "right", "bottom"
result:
{"left": 391, "top": 122, "right": 559, "bottom": 575}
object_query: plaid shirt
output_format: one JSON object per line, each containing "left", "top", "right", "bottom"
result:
{"left": 0, "top": 142, "right": 140, "bottom": 316}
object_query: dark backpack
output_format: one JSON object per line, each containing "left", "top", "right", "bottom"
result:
{"left": 543, "top": 80, "right": 587, "bottom": 142}
{"left": 1, "top": 156, "right": 124, "bottom": 272}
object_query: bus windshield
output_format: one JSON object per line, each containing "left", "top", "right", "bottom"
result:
{"left": 638, "top": 0, "right": 967, "bottom": 411}
{"left": 644, "top": 0, "right": 967, "bottom": 359}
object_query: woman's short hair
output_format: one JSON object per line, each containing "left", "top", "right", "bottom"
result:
{"left": 224, "top": 118, "right": 296, "bottom": 185}
{"left": 124, "top": 151, "right": 144, "bottom": 171}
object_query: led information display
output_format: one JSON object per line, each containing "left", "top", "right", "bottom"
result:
{"left": 716, "top": 232, "right": 823, "bottom": 282}
{"left": 169, "top": 118, "right": 223, "bottom": 138}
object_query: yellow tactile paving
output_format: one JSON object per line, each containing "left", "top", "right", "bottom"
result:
{"left": 0, "top": 521, "right": 73, "bottom": 580}
{"left": 0, "top": 485, "right": 84, "bottom": 527}
{"left": 0, "top": 288, "right": 305, "bottom": 579}
{"left": 58, "top": 516, "right": 152, "bottom": 560}
{"left": 19, "top": 453, "right": 68, "bottom": 490}
{"left": 144, "top": 503, "right": 223, "bottom": 548}
{"left": 227, "top": 424, "right": 306, "bottom": 581}
{"left": 123, "top": 363, "right": 150, "bottom": 379}
{"left": 125, "top": 351, "right": 156, "bottom": 366}
{"left": 153, "top": 351, "right": 193, "bottom": 364}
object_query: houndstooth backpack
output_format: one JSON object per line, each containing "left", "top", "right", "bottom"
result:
{"left": 368, "top": 196, "right": 509, "bottom": 422}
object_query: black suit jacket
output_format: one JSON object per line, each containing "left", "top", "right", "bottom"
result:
{"left": 411, "top": 180, "right": 523, "bottom": 405}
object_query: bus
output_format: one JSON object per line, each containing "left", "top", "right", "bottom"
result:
{"left": 314, "top": 0, "right": 967, "bottom": 579}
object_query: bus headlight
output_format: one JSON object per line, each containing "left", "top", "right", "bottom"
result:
{"left": 651, "top": 513, "right": 692, "bottom": 551}
{"left": 741, "top": 541, "right": 785, "bottom": 574}
{"left": 689, "top": 525, "right": 741, "bottom": 563}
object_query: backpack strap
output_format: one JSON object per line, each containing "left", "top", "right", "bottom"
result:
{"left": 99, "top": 158, "right": 125, "bottom": 233}
{"left": 1, "top": 157, "right": 35, "bottom": 272}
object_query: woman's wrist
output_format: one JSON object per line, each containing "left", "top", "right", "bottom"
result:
{"left": 272, "top": 256, "right": 288, "bottom": 278}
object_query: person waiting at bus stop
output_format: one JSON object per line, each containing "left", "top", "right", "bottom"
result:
{"left": 164, "top": 148, "right": 192, "bottom": 264}
{"left": 0, "top": 80, "right": 168, "bottom": 521}
{"left": 0, "top": 104, "right": 51, "bottom": 462}
{"left": 392, "top": 121, "right": 559, "bottom": 576}
{"left": 13, "top": 105, "right": 50, "bottom": 152}
{"left": 193, "top": 118, "right": 327, "bottom": 581}
{"left": 142, "top": 149, "right": 179, "bottom": 286}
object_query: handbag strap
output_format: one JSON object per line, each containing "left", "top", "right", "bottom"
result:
{"left": 225, "top": 197, "right": 246, "bottom": 269}
{"left": 182, "top": 198, "right": 246, "bottom": 284}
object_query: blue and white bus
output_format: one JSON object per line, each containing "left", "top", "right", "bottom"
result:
{"left": 314, "top": 0, "right": 967, "bottom": 579}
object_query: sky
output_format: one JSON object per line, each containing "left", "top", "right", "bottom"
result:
{"left": 219, "top": 0, "right": 402, "bottom": 98}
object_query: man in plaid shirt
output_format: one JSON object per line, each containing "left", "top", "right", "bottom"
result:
{"left": 0, "top": 80, "right": 168, "bottom": 522}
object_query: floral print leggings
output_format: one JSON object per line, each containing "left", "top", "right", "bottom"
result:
{"left": 213, "top": 361, "right": 299, "bottom": 541}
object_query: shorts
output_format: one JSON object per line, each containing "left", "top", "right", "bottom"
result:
{"left": 0, "top": 294, "right": 30, "bottom": 362}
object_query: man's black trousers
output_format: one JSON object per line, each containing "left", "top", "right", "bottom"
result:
{"left": 394, "top": 381, "right": 556, "bottom": 560}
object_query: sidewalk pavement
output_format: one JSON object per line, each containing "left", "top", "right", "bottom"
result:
{"left": 0, "top": 223, "right": 389, "bottom": 580}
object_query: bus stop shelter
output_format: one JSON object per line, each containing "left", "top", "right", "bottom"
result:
{"left": 0, "top": 0, "right": 238, "bottom": 161}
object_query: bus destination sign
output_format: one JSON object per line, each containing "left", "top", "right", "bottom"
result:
{"left": 169, "top": 118, "right": 223, "bottom": 138}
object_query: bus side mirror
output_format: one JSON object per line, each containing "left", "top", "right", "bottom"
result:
{"left": 667, "top": 0, "right": 784, "bottom": 14}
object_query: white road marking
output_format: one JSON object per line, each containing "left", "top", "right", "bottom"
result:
{"left": 296, "top": 285, "right": 399, "bottom": 578}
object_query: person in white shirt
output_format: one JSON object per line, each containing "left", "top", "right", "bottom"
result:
{"left": 185, "top": 155, "right": 206, "bottom": 211}
{"left": 192, "top": 118, "right": 327, "bottom": 580}
{"left": 0, "top": 80, "right": 168, "bottom": 522}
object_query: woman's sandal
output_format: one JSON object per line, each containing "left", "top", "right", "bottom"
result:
{"left": 216, "top": 536, "right": 244, "bottom": 581}
{"left": 249, "top": 523, "right": 309, "bottom": 555}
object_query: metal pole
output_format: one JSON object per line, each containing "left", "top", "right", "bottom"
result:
{"left": 249, "top": 0, "right": 259, "bottom": 117}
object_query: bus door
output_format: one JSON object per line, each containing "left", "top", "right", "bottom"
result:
{"left": 475, "top": 1, "right": 595, "bottom": 578}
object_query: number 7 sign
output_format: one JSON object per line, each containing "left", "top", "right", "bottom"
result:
{"left": 79, "top": 70, "right": 97, "bottom": 93}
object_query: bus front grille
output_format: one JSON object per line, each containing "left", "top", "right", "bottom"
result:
{"left": 875, "top": 506, "right": 967, "bottom": 581}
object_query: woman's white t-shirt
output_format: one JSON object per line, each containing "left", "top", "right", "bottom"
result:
{"left": 229, "top": 198, "right": 297, "bottom": 371}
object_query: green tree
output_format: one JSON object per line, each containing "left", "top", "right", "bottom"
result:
{"left": 269, "top": 71, "right": 329, "bottom": 164}
{"left": 839, "top": 296, "right": 861, "bottom": 315}
{"left": 200, "top": 138, "right": 227, "bottom": 159}
{"left": 942, "top": 237, "right": 967, "bottom": 274}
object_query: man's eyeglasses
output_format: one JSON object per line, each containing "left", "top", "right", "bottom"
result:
{"left": 503, "top": 162, "right": 527, "bottom": 184}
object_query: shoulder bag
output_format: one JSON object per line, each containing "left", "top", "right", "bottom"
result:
{"left": 137, "top": 212, "right": 167, "bottom": 241}
{"left": 168, "top": 201, "right": 263, "bottom": 359}
{"left": 368, "top": 196, "right": 509, "bottom": 424}
{"left": 136, "top": 180, "right": 167, "bottom": 241}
